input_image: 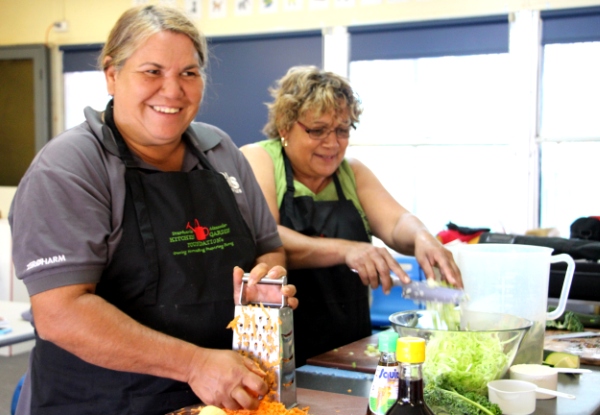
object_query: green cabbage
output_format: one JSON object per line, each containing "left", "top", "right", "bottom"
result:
{"left": 424, "top": 331, "right": 513, "bottom": 395}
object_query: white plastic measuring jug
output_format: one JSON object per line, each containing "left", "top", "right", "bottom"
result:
{"left": 451, "top": 244, "right": 575, "bottom": 365}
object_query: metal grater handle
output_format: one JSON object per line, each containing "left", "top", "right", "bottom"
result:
{"left": 238, "top": 273, "right": 288, "bottom": 308}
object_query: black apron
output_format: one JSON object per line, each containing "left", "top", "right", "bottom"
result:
{"left": 279, "top": 150, "right": 371, "bottom": 367}
{"left": 29, "top": 102, "right": 257, "bottom": 415}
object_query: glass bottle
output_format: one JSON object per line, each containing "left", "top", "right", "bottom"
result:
{"left": 366, "top": 330, "right": 399, "bottom": 415}
{"left": 385, "top": 337, "right": 435, "bottom": 415}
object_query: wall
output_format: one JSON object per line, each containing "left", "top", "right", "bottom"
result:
{"left": 0, "top": 187, "right": 16, "bottom": 220}
{"left": 2, "top": 0, "right": 600, "bottom": 46}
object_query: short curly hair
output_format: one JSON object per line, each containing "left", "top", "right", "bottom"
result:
{"left": 262, "top": 66, "right": 362, "bottom": 139}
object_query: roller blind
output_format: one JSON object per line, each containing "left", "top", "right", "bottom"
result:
{"left": 541, "top": 6, "right": 600, "bottom": 45}
{"left": 198, "top": 32, "right": 322, "bottom": 146}
{"left": 60, "top": 44, "right": 103, "bottom": 72}
{"left": 349, "top": 15, "right": 509, "bottom": 61}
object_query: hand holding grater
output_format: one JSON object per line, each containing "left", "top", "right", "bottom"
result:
{"left": 231, "top": 274, "right": 297, "bottom": 408}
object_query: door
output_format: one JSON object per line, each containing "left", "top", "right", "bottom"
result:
{"left": 0, "top": 45, "right": 51, "bottom": 186}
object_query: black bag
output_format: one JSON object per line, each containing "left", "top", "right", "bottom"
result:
{"left": 570, "top": 217, "right": 600, "bottom": 241}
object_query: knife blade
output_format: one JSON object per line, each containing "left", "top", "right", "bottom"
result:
{"left": 545, "top": 331, "right": 600, "bottom": 341}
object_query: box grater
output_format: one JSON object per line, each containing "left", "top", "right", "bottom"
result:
{"left": 231, "top": 275, "right": 297, "bottom": 408}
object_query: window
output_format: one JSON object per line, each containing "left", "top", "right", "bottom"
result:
{"left": 539, "top": 8, "right": 600, "bottom": 237}
{"left": 539, "top": 41, "right": 600, "bottom": 236}
{"left": 199, "top": 32, "right": 322, "bottom": 146}
{"left": 61, "top": 44, "right": 108, "bottom": 130}
{"left": 347, "top": 17, "right": 519, "bottom": 236}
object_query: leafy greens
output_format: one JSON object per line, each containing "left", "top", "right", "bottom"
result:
{"left": 424, "top": 384, "right": 502, "bottom": 415}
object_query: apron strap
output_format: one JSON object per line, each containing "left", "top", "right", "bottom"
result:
{"left": 103, "top": 101, "right": 159, "bottom": 305}
{"left": 281, "top": 147, "right": 346, "bottom": 200}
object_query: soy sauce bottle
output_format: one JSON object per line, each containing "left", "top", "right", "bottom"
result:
{"left": 366, "top": 330, "right": 399, "bottom": 415}
{"left": 385, "top": 337, "right": 435, "bottom": 415}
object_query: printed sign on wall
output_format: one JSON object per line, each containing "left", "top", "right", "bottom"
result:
{"left": 235, "top": 0, "right": 253, "bottom": 15}
{"left": 209, "top": 0, "right": 227, "bottom": 18}
{"left": 260, "top": 0, "right": 278, "bottom": 13}
{"left": 185, "top": 0, "right": 202, "bottom": 19}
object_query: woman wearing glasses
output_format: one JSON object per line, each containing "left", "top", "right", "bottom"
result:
{"left": 241, "top": 66, "right": 462, "bottom": 366}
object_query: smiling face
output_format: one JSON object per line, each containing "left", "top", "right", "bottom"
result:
{"left": 104, "top": 30, "right": 204, "bottom": 150}
{"left": 282, "top": 109, "right": 351, "bottom": 191}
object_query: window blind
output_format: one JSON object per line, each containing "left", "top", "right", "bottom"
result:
{"left": 349, "top": 15, "right": 509, "bottom": 61}
{"left": 541, "top": 6, "right": 600, "bottom": 44}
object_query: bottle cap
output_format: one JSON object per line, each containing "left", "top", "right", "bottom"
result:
{"left": 396, "top": 336, "right": 426, "bottom": 363}
{"left": 378, "top": 330, "right": 399, "bottom": 353}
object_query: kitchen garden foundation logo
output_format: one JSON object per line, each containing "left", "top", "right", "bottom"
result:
{"left": 170, "top": 220, "right": 234, "bottom": 256}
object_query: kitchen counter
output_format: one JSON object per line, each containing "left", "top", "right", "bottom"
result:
{"left": 297, "top": 364, "right": 600, "bottom": 415}
{"left": 302, "top": 331, "right": 600, "bottom": 415}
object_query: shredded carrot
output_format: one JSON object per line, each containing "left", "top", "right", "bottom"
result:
{"left": 174, "top": 398, "right": 311, "bottom": 414}
{"left": 226, "top": 315, "right": 241, "bottom": 336}
{"left": 216, "top": 396, "right": 310, "bottom": 414}
{"left": 227, "top": 304, "right": 295, "bottom": 411}
{"left": 259, "top": 302, "right": 271, "bottom": 320}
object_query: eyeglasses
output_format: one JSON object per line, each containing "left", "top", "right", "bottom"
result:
{"left": 296, "top": 121, "right": 354, "bottom": 141}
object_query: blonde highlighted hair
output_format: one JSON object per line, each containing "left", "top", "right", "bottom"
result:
{"left": 263, "top": 66, "right": 362, "bottom": 139}
{"left": 99, "top": 5, "right": 207, "bottom": 76}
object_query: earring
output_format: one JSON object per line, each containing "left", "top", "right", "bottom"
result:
{"left": 281, "top": 137, "right": 288, "bottom": 147}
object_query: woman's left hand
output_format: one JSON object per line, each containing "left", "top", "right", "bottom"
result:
{"left": 233, "top": 265, "right": 298, "bottom": 309}
{"left": 413, "top": 232, "right": 463, "bottom": 288}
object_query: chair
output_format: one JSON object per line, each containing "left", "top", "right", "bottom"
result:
{"left": 11, "top": 374, "right": 25, "bottom": 415}
{"left": 369, "top": 256, "right": 425, "bottom": 330}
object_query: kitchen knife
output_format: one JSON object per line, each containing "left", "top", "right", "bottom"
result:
{"left": 545, "top": 331, "right": 600, "bottom": 341}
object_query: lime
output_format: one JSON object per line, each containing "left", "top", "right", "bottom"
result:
{"left": 544, "top": 352, "right": 580, "bottom": 368}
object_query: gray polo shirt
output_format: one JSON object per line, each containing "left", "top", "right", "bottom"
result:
{"left": 9, "top": 107, "right": 281, "bottom": 296}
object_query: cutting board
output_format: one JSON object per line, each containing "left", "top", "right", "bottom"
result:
{"left": 306, "top": 333, "right": 379, "bottom": 374}
{"left": 544, "top": 329, "right": 600, "bottom": 366}
{"left": 297, "top": 389, "right": 367, "bottom": 414}
{"left": 166, "top": 388, "right": 368, "bottom": 415}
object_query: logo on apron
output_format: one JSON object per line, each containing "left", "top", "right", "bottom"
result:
{"left": 170, "top": 220, "right": 235, "bottom": 256}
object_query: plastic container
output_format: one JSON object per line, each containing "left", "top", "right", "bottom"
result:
{"left": 487, "top": 379, "right": 575, "bottom": 415}
{"left": 509, "top": 364, "right": 558, "bottom": 399}
{"left": 449, "top": 243, "right": 575, "bottom": 364}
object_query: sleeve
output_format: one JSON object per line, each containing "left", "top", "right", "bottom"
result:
{"left": 201, "top": 131, "right": 282, "bottom": 257}
{"left": 234, "top": 147, "right": 283, "bottom": 255}
{"left": 9, "top": 128, "right": 116, "bottom": 296}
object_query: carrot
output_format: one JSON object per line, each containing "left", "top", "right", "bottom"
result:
{"left": 218, "top": 396, "right": 310, "bottom": 414}
{"left": 227, "top": 305, "right": 297, "bottom": 412}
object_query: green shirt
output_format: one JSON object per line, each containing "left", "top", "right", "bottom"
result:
{"left": 258, "top": 139, "right": 372, "bottom": 237}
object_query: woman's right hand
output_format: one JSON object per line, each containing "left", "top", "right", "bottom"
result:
{"left": 344, "top": 241, "right": 410, "bottom": 294}
{"left": 187, "top": 348, "right": 268, "bottom": 410}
